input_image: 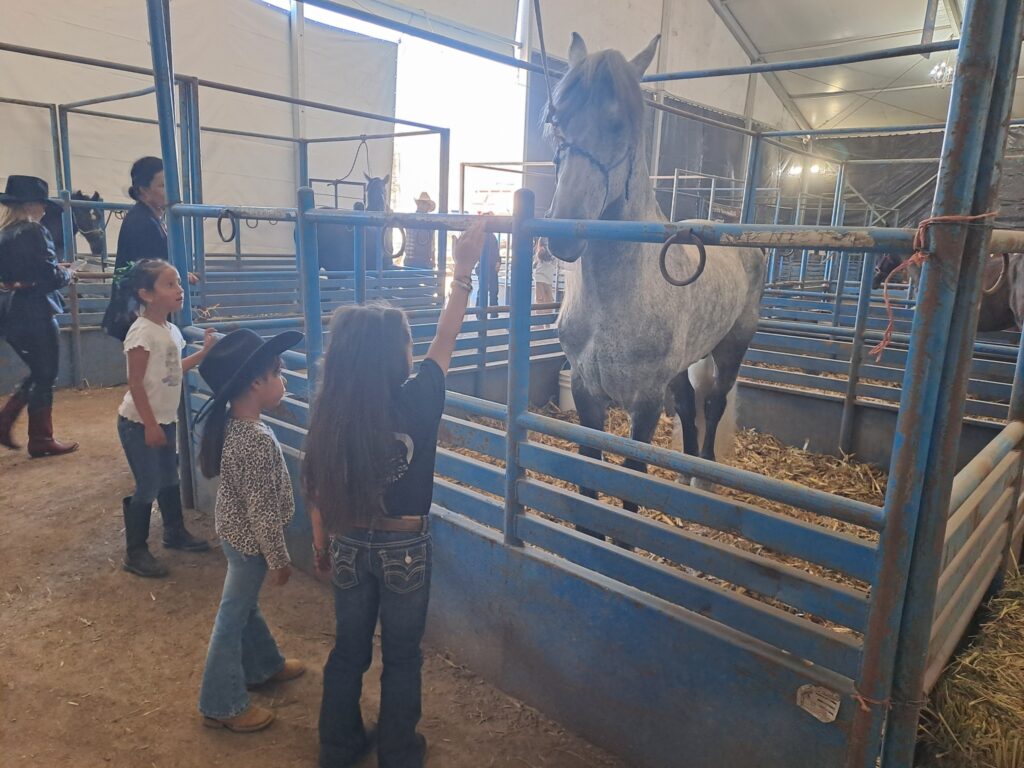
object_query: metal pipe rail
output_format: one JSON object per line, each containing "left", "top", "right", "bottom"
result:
{"left": 642, "top": 40, "right": 961, "bottom": 83}
{"left": 519, "top": 411, "right": 885, "bottom": 532}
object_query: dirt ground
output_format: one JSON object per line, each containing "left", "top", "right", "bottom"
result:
{"left": 0, "top": 386, "right": 624, "bottom": 768}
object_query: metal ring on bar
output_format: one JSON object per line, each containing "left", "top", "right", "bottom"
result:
{"left": 983, "top": 253, "right": 1009, "bottom": 296}
{"left": 217, "top": 209, "right": 239, "bottom": 243}
{"left": 659, "top": 229, "right": 708, "bottom": 286}
{"left": 382, "top": 225, "right": 407, "bottom": 260}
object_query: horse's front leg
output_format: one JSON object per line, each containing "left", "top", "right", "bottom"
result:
{"left": 621, "top": 400, "right": 663, "bottom": 513}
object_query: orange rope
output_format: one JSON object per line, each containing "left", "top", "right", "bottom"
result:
{"left": 852, "top": 690, "right": 890, "bottom": 714}
{"left": 869, "top": 212, "right": 998, "bottom": 361}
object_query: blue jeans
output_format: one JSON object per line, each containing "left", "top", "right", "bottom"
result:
{"left": 319, "top": 529, "right": 432, "bottom": 768}
{"left": 117, "top": 417, "right": 178, "bottom": 505}
{"left": 198, "top": 540, "right": 285, "bottom": 719}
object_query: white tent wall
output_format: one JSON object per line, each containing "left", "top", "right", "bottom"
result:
{"left": 535, "top": 0, "right": 798, "bottom": 130}
{"left": 321, "top": 0, "right": 519, "bottom": 53}
{"left": 0, "top": 0, "right": 398, "bottom": 256}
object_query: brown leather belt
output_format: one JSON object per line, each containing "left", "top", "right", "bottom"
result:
{"left": 353, "top": 515, "right": 427, "bottom": 534}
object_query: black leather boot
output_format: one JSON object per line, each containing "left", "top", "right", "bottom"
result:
{"left": 122, "top": 496, "right": 168, "bottom": 578}
{"left": 157, "top": 486, "right": 210, "bottom": 552}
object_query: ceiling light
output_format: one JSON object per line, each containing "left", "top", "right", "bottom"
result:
{"left": 788, "top": 165, "right": 803, "bottom": 176}
{"left": 810, "top": 164, "right": 821, "bottom": 174}
{"left": 929, "top": 60, "right": 955, "bottom": 88}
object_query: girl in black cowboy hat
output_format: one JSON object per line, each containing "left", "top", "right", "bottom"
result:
{"left": 117, "top": 259, "right": 215, "bottom": 578}
{"left": 195, "top": 327, "right": 306, "bottom": 733}
{"left": 0, "top": 174, "right": 79, "bottom": 457}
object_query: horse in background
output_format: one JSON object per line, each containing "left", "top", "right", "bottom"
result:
{"left": 41, "top": 191, "right": 105, "bottom": 259}
{"left": 546, "top": 33, "right": 764, "bottom": 521}
{"left": 316, "top": 174, "right": 404, "bottom": 272}
{"left": 875, "top": 252, "right": 1019, "bottom": 333}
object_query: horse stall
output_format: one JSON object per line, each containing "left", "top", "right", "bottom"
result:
{"left": 7, "top": 0, "right": 1024, "bottom": 764}
{"left": 133, "top": 0, "right": 1024, "bottom": 766}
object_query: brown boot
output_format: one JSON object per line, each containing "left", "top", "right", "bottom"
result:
{"left": 248, "top": 659, "right": 306, "bottom": 689}
{"left": 203, "top": 705, "right": 275, "bottom": 733}
{"left": 27, "top": 407, "right": 78, "bottom": 458}
{"left": 0, "top": 391, "right": 28, "bottom": 450}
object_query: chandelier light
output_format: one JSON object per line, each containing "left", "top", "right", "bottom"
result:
{"left": 929, "top": 59, "right": 955, "bottom": 88}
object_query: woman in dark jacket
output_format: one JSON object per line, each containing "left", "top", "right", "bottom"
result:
{"left": 0, "top": 175, "right": 79, "bottom": 457}
{"left": 102, "top": 156, "right": 196, "bottom": 340}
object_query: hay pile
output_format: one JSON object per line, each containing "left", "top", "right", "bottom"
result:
{"left": 918, "top": 570, "right": 1024, "bottom": 768}
{"left": 443, "top": 405, "right": 888, "bottom": 629}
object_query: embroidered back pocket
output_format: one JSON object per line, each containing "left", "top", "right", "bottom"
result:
{"left": 329, "top": 540, "right": 360, "bottom": 590}
{"left": 378, "top": 542, "right": 429, "bottom": 594}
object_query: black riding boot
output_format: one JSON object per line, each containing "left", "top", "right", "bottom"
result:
{"left": 122, "top": 496, "right": 168, "bottom": 578}
{"left": 158, "top": 485, "right": 210, "bottom": 552}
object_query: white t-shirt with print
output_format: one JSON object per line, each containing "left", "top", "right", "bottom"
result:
{"left": 118, "top": 317, "right": 186, "bottom": 425}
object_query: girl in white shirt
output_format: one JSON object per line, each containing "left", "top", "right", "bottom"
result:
{"left": 116, "top": 259, "right": 215, "bottom": 578}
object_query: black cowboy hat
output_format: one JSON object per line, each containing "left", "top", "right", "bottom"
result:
{"left": 0, "top": 175, "right": 49, "bottom": 204}
{"left": 197, "top": 328, "right": 303, "bottom": 417}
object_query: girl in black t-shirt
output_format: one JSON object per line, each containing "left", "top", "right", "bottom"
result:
{"left": 303, "top": 222, "right": 486, "bottom": 768}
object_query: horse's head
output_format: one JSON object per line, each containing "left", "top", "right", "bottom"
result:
{"left": 545, "top": 33, "right": 659, "bottom": 263}
{"left": 72, "top": 190, "right": 105, "bottom": 256}
{"left": 364, "top": 174, "right": 391, "bottom": 212}
{"left": 873, "top": 253, "right": 901, "bottom": 290}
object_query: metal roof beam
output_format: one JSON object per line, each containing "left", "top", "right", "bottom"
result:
{"left": 703, "top": 0, "right": 812, "bottom": 130}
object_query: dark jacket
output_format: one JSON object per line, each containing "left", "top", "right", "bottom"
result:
{"left": 114, "top": 201, "right": 167, "bottom": 273}
{"left": 0, "top": 221, "right": 70, "bottom": 335}
{"left": 103, "top": 202, "right": 167, "bottom": 341}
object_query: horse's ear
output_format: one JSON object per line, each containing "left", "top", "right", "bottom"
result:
{"left": 383, "top": 174, "right": 391, "bottom": 185}
{"left": 568, "top": 32, "right": 587, "bottom": 68}
{"left": 364, "top": 172, "right": 371, "bottom": 182}
{"left": 630, "top": 34, "right": 660, "bottom": 77}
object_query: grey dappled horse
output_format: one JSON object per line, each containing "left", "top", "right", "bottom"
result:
{"left": 545, "top": 33, "right": 765, "bottom": 514}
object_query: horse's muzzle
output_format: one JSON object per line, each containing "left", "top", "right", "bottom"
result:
{"left": 548, "top": 237, "right": 586, "bottom": 263}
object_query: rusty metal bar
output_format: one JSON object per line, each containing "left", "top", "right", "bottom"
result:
{"left": 846, "top": 0, "right": 1011, "bottom": 764}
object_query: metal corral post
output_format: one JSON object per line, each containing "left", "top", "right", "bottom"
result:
{"left": 503, "top": 189, "right": 534, "bottom": 546}
{"left": 298, "top": 140, "right": 310, "bottom": 187}
{"left": 739, "top": 133, "right": 762, "bottom": 224}
{"left": 176, "top": 81, "right": 196, "bottom": 279}
{"left": 353, "top": 225, "right": 366, "bottom": 304}
{"left": 882, "top": 2, "right": 1023, "bottom": 764}
{"left": 144, "top": 0, "right": 197, "bottom": 509}
{"left": 297, "top": 186, "right": 324, "bottom": 383}
{"left": 437, "top": 129, "right": 451, "bottom": 305}
{"left": 838, "top": 253, "right": 876, "bottom": 454}
{"left": 58, "top": 189, "right": 84, "bottom": 388}
{"left": 186, "top": 80, "right": 206, "bottom": 301}
{"left": 144, "top": 0, "right": 192, "bottom": 326}
{"left": 846, "top": 1, "right": 1011, "bottom": 765}
{"left": 830, "top": 164, "right": 848, "bottom": 325}
{"left": 49, "top": 106, "right": 63, "bottom": 191}
{"left": 57, "top": 107, "right": 73, "bottom": 198}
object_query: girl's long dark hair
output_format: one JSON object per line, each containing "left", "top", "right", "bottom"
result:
{"left": 302, "top": 305, "right": 411, "bottom": 533}
{"left": 198, "top": 356, "right": 283, "bottom": 479}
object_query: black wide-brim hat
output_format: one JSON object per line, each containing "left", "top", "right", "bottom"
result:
{"left": 197, "top": 328, "right": 303, "bottom": 418}
{"left": 0, "top": 175, "right": 50, "bottom": 204}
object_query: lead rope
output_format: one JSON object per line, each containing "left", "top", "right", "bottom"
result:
{"left": 870, "top": 212, "right": 998, "bottom": 361}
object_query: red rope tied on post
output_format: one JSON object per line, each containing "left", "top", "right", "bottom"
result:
{"left": 869, "top": 212, "right": 999, "bottom": 362}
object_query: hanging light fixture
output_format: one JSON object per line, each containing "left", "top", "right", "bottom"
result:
{"left": 929, "top": 59, "right": 955, "bottom": 88}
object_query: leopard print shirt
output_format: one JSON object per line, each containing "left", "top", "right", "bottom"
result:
{"left": 215, "top": 418, "right": 294, "bottom": 569}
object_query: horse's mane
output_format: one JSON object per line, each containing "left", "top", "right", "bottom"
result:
{"left": 546, "top": 50, "right": 644, "bottom": 140}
